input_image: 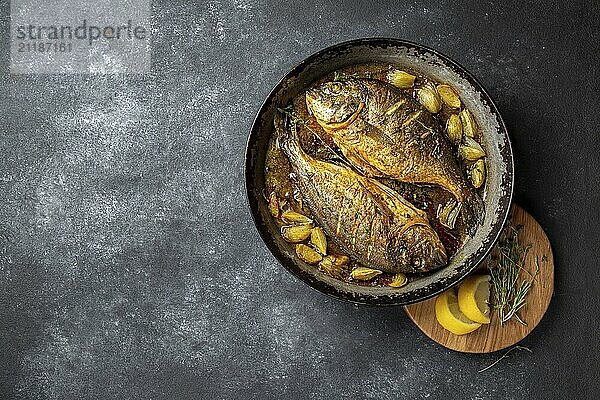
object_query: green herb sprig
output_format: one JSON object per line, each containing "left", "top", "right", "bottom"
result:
{"left": 479, "top": 345, "right": 532, "bottom": 373}
{"left": 333, "top": 71, "right": 362, "bottom": 81}
{"left": 488, "top": 224, "right": 540, "bottom": 325}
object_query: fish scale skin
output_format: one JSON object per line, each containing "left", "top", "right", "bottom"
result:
{"left": 315, "top": 79, "right": 472, "bottom": 202}
{"left": 274, "top": 114, "right": 447, "bottom": 273}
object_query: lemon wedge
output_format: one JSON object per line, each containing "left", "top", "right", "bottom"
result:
{"left": 458, "top": 275, "right": 492, "bottom": 324}
{"left": 435, "top": 288, "right": 482, "bottom": 335}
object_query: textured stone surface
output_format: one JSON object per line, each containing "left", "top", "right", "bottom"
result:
{"left": 0, "top": 1, "right": 599, "bottom": 399}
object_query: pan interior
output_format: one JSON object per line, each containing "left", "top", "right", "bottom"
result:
{"left": 246, "top": 39, "right": 513, "bottom": 305}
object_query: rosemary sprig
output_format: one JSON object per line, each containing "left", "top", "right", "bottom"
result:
{"left": 333, "top": 71, "right": 362, "bottom": 81}
{"left": 478, "top": 346, "right": 532, "bottom": 373}
{"left": 488, "top": 224, "right": 540, "bottom": 325}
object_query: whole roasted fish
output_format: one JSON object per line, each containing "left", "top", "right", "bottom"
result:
{"left": 305, "top": 78, "right": 484, "bottom": 231}
{"left": 275, "top": 114, "right": 447, "bottom": 273}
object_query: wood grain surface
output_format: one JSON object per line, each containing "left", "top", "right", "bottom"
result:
{"left": 404, "top": 205, "right": 554, "bottom": 353}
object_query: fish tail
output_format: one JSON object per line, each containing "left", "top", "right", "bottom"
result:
{"left": 461, "top": 189, "right": 485, "bottom": 235}
{"left": 274, "top": 112, "right": 307, "bottom": 166}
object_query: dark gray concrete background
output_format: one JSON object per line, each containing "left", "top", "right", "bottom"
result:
{"left": 1, "top": 1, "right": 599, "bottom": 399}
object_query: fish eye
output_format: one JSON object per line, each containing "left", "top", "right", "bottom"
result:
{"left": 327, "top": 82, "right": 344, "bottom": 94}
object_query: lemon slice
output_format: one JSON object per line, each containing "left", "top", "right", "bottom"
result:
{"left": 458, "top": 275, "right": 492, "bottom": 324}
{"left": 435, "top": 288, "right": 482, "bottom": 335}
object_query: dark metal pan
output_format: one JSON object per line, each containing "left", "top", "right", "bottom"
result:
{"left": 245, "top": 38, "right": 513, "bottom": 305}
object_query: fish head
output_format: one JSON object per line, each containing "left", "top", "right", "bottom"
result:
{"left": 391, "top": 223, "right": 447, "bottom": 273}
{"left": 305, "top": 80, "right": 366, "bottom": 130}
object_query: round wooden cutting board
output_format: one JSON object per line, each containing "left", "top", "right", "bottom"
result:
{"left": 404, "top": 205, "right": 554, "bottom": 353}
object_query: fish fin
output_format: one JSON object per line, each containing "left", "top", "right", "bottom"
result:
{"left": 363, "top": 124, "right": 395, "bottom": 146}
{"left": 342, "top": 148, "right": 385, "bottom": 178}
{"left": 352, "top": 179, "right": 395, "bottom": 219}
{"left": 461, "top": 189, "right": 485, "bottom": 236}
{"left": 274, "top": 111, "right": 308, "bottom": 166}
{"left": 360, "top": 177, "right": 429, "bottom": 224}
{"left": 367, "top": 179, "right": 425, "bottom": 214}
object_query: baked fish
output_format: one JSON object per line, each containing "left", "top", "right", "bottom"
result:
{"left": 305, "top": 78, "right": 484, "bottom": 231}
{"left": 275, "top": 113, "right": 447, "bottom": 273}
